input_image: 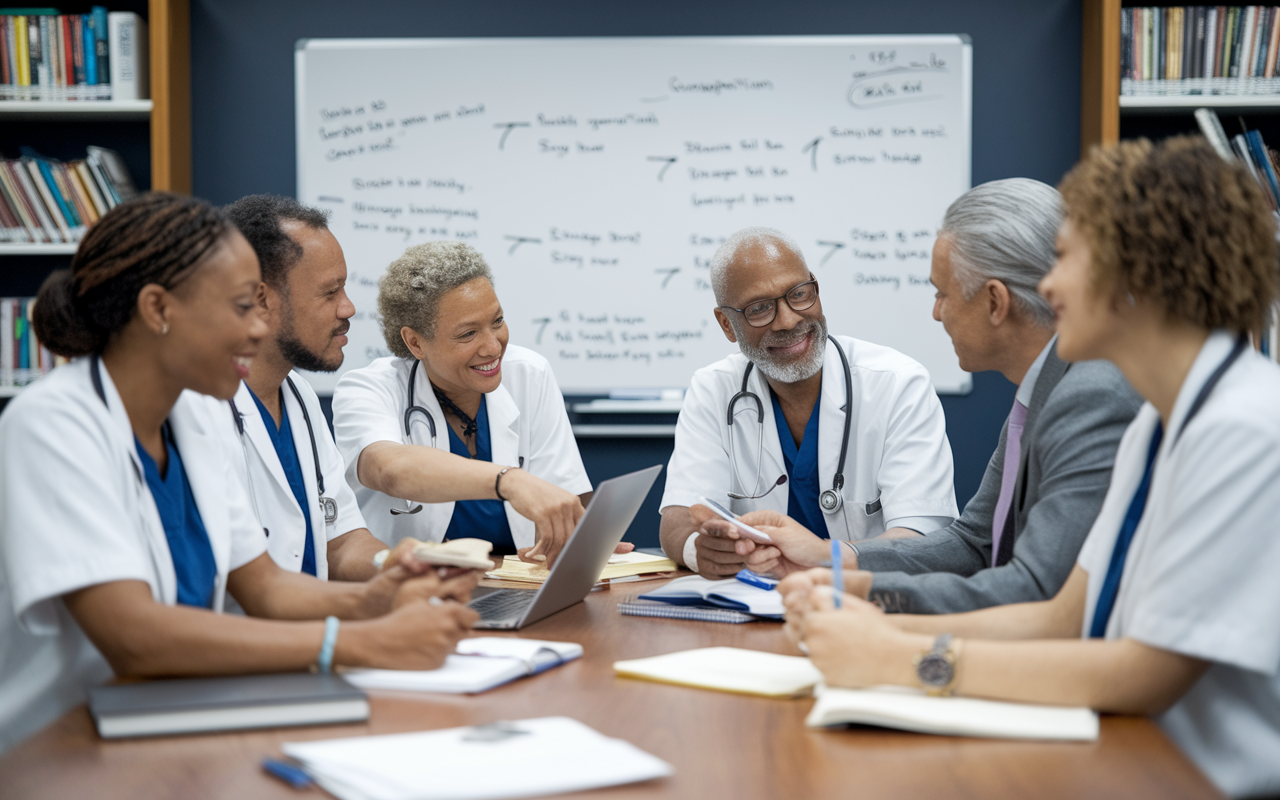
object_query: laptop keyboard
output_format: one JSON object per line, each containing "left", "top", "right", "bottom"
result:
{"left": 470, "top": 589, "right": 535, "bottom": 621}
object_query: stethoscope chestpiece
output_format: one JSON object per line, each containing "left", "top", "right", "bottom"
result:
{"left": 819, "top": 488, "right": 843, "bottom": 513}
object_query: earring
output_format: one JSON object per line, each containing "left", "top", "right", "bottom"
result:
{"left": 160, "top": 323, "right": 169, "bottom": 336}
{"left": 1126, "top": 292, "right": 1137, "bottom": 307}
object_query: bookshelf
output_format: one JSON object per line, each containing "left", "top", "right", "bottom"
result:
{"left": 0, "top": 0, "right": 190, "bottom": 400}
{"left": 1082, "top": 0, "right": 1280, "bottom": 154}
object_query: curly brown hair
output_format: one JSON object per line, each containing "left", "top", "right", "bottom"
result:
{"left": 1059, "top": 135, "right": 1280, "bottom": 334}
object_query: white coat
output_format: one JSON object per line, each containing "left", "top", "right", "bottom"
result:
{"left": 333, "top": 345, "right": 592, "bottom": 548}
{"left": 661, "top": 335, "right": 958, "bottom": 544}
{"left": 1076, "top": 331, "right": 1280, "bottom": 799}
{"left": 230, "top": 373, "right": 367, "bottom": 579}
{"left": 0, "top": 358, "right": 266, "bottom": 753}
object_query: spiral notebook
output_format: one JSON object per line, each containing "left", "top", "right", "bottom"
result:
{"left": 619, "top": 598, "right": 757, "bottom": 623}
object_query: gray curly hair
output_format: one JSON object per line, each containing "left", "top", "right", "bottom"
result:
{"left": 378, "top": 241, "right": 494, "bottom": 358}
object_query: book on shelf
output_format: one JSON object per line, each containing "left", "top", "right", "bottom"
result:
{"left": 0, "top": 297, "right": 62, "bottom": 389}
{"left": 0, "top": 145, "right": 135, "bottom": 244}
{"left": 0, "top": 7, "right": 147, "bottom": 102}
{"left": 1195, "top": 107, "right": 1280, "bottom": 210}
{"left": 1122, "top": 6, "right": 1280, "bottom": 96}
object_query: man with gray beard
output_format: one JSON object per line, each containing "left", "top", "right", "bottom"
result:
{"left": 659, "top": 227, "right": 958, "bottom": 579}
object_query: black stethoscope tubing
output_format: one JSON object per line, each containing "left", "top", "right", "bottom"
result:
{"left": 727, "top": 335, "right": 854, "bottom": 514}
{"left": 228, "top": 377, "right": 338, "bottom": 526}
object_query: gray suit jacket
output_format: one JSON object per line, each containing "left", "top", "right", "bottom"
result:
{"left": 854, "top": 345, "right": 1142, "bottom": 613}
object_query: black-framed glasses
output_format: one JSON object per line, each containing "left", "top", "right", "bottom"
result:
{"left": 718, "top": 276, "right": 820, "bottom": 328}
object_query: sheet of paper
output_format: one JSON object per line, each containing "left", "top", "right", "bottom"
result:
{"left": 284, "top": 716, "right": 673, "bottom": 800}
{"left": 614, "top": 646, "right": 821, "bottom": 698}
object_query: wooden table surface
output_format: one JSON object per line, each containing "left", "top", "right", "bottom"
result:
{"left": 0, "top": 579, "right": 1223, "bottom": 800}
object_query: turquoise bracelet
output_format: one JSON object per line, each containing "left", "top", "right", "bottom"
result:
{"left": 317, "top": 616, "right": 340, "bottom": 674}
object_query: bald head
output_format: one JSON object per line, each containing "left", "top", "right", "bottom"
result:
{"left": 709, "top": 227, "right": 807, "bottom": 306}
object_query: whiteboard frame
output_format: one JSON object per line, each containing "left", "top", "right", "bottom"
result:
{"left": 295, "top": 35, "right": 974, "bottom": 395}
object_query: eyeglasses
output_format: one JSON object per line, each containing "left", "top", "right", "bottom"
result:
{"left": 718, "top": 277, "right": 820, "bottom": 328}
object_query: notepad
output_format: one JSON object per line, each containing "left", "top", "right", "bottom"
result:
{"left": 486, "top": 550, "right": 678, "bottom": 584}
{"left": 283, "top": 716, "right": 673, "bottom": 800}
{"left": 619, "top": 598, "right": 758, "bottom": 623}
{"left": 88, "top": 673, "right": 369, "bottom": 739}
{"left": 637, "top": 575, "right": 785, "bottom": 619}
{"left": 806, "top": 685, "right": 1099, "bottom": 740}
{"left": 342, "top": 637, "right": 582, "bottom": 694}
{"left": 613, "top": 646, "right": 822, "bottom": 698}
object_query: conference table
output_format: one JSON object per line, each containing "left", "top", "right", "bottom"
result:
{"left": 0, "top": 577, "right": 1223, "bottom": 800}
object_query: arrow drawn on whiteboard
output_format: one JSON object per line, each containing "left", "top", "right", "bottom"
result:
{"left": 493, "top": 122, "right": 531, "bottom": 150}
{"left": 317, "top": 196, "right": 344, "bottom": 203}
{"left": 532, "top": 317, "right": 552, "bottom": 345}
{"left": 647, "top": 156, "right": 678, "bottom": 181}
{"left": 504, "top": 235, "right": 543, "bottom": 255}
{"left": 802, "top": 137, "right": 822, "bottom": 171}
{"left": 816, "top": 240, "right": 846, "bottom": 265}
{"left": 655, "top": 267, "right": 681, "bottom": 288}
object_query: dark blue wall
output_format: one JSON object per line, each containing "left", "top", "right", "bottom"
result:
{"left": 194, "top": 0, "right": 1081, "bottom": 547}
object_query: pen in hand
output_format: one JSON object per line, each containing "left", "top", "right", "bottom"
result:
{"left": 830, "top": 540, "right": 843, "bottom": 609}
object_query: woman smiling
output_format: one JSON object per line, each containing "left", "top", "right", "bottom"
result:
{"left": 778, "top": 137, "right": 1280, "bottom": 799}
{"left": 333, "top": 242, "right": 595, "bottom": 567}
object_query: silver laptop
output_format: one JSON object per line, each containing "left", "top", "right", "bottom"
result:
{"left": 468, "top": 464, "right": 663, "bottom": 630}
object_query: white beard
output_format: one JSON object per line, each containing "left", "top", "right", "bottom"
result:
{"left": 733, "top": 316, "right": 828, "bottom": 384}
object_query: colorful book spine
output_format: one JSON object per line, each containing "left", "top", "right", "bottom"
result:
{"left": 1122, "top": 6, "right": 1280, "bottom": 95}
{"left": 0, "top": 147, "right": 135, "bottom": 244}
{"left": 1, "top": 7, "right": 124, "bottom": 101}
{"left": 0, "top": 297, "right": 60, "bottom": 389}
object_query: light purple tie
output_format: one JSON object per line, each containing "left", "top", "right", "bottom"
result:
{"left": 991, "top": 399, "right": 1028, "bottom": 567}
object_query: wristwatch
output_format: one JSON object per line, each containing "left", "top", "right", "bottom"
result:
{"left": 913, "top": 633, "right": 958, "bottom": 696}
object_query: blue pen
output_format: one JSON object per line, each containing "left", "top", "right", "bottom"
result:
{"left": 736, "top": 569, "right": 778, "bottom": 591}
{"left": 263, "top": 757, "right": 313, "bottom": 790}
{"left": 830, "top": 540, "right": 843, "bottom": 609}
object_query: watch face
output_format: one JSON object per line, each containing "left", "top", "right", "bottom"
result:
{"left": 917, "top": 654, "right": 954, "bottom": 687}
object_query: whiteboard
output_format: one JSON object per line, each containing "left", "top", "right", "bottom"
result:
{"left": 296, "top": 36, "right": 973, "bottom": 394}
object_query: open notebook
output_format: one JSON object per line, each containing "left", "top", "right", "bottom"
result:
{"left": 637, "top": 575, "right": 784, "bottom": 619}
{"left": 807, "top": 685, "right": 1099, "bottom": 741}
{"left": 342, "top": 638, "right": 581, "bottom": 694}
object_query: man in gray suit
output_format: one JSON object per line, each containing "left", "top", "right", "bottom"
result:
{"left": 696, "top": 178, "right": 1141, "bottom": 613}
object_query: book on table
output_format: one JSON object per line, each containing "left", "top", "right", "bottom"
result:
{"left": 807, "top": 685, "right": 1099, "bottom": 741}
{"left": 87, "top": 672, "right": 369, "bottom": 739}
{"left": 637, "top": 574, "right": 785, "bottom": 619}
{"left": 485, "top": 549, "right": 678, "bottom": 585}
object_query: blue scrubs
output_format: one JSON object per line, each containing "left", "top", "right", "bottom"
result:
{"left": 771, "top": 391, "right": 831, "bottom": 540}
{"left": 444, "top": 396, "right": 517, "bottom": 555}
{"left": 135, "top": 425, "right": 219, "bottom": 608}
{"left": 249, "top": 388, "right": 317, "bottom": 576}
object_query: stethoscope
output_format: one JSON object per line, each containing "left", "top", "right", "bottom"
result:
{"left": 228, "top": 376, "right": 338, "bottom": 529}
{"left": 726, "top": 335, "right": 862, "bottom": 516}
{"left": 392, "top": 360, "right": 436, "bottom": 516}
{"left": 395, "top": 359, "right": 524, "bottom": 516}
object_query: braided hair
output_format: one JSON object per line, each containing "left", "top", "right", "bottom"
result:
{"left": 33, "top": 192, "right": 232, "bottom": 357}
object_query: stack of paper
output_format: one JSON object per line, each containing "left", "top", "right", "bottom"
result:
{"left": 283, "top": 716, "right": 673, "bottom": 800}
{"left": 613, "top": 646, "right": 822, "bottom": 698}
{"left": 806, "top": 685, "right": 1100, "bottom": 740}
{"left": 486, "top": 550, "right": 677, "bottom": 585}
{"left": 343, "top": 638, "right": 581, "bottom": 695}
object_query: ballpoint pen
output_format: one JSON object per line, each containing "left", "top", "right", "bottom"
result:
{"left": 831, "top": 540, "right": 844, "bottom": 609}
